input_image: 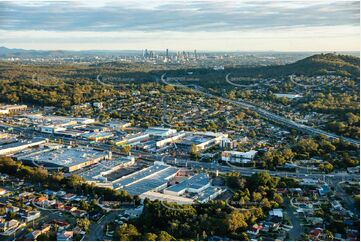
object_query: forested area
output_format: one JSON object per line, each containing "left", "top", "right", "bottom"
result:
{"left": 255, "top": 136, "right": 359, "bottom": 171}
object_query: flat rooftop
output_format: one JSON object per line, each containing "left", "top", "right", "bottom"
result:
{"left": 123, "top": 167, "right": 179, "bottom": 195}
{"left": 196, "top": 186, "right": 222, "bottom": 202}
{"left": 177, "top": 134, "right": 212, "bottom": 146}
{"left": 113, "top": 164, "right": 179, "bottom": 195}
{"left": 78, "top": 156, "right": 134, "bottom": 182}
{"left": 0, "top": 137, "right": 47, "bottom": 150}
{"left": 113, "top": 164, "right": 169, "bottom": 189}
{"left": 19, "top": 146, "right": 108, "bottom": 168}
{"left": 146, "top": 127, "right": 176, "bottom": 136}
{"left": 165, "top": 173, "right": 209, "bottom": 193}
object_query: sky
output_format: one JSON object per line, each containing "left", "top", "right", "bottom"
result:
{"left": 0, "top": 0, "right": 359, "bottom": 51}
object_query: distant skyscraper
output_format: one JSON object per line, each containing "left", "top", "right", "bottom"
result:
{"left": 194, "top": 49, "right": 197, "bottom": 59}
{"left": 143, "top": 49, "right": 148, "bottom": 58}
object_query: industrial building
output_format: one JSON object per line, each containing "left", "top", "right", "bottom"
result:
{"left": 114, "top": 132, "right": 149, "bottom": 147}
{"left": 196, "top": 186, "right": 224, "bottom": 203}
{"left": 20, "top": 114, "right": 95, "bottom": 133}
{"left": 146, "top": 127, "right": 177, "bottom": 138}
{"left": 78, "top": 156, "right": 135, "bottom": 184}
{"left": 155, "top": 131, "right": 186, "bottom": 148}
{"left": 139, "top": 191, "right": 193, "bottom": 205}
{"left": 0, "top": 138, "right": 48, "bottom": 156}
{"left": 164, "top": 173, "right": 210, "bottom": 196}
{"left": 16, "top": 146, "right": 110, "bottom": 172}
{"left": 112, "top": 163, "right": 179, "bottom": 195}
{"left": 0, "top": 104, "right": 27, "bottom": 115}
{"left": 156, "top": 172, "right": 225, "bottom": 204}
{"left": 82, "top": 132, "right": 114, "bottom": 142}
{"left": 221, "top": 150, "right": 258, "bottom": 164}
{"left": 176, "top": 131, "right": 227, "bottom": 152}
{"left": 106, "top": 121, "right": 131, "bottom": 131}
{"left": 39, "top": 125, "right": 67, "bottom": 134}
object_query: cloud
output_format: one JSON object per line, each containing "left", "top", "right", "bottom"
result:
{"left": 0, "top": 0, "right": 358, "bottom": 51}
{"left": 0, "top": 25, "right": 359, "bottom": 51}
{"left": 0, "top": 0, "right": 359, "bottom": 32}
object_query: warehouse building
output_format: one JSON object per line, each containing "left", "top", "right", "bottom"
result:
{"left": 114, "top": 132, "right": 149, "bottom": 147}
{"left": 155, "top": 131, "right": 186, "bottom": 148}
{"left": 164, "top": 173, "right": 210, "bottom": 196}
{"left": 106, "top": 121, "right": 131, "bottom": 131}
{"left": 78, "top": 156, "right": 135, "bottom": 184}
{"left": 163, "top": 172, "right": 225, "bottom": 204}
{"left": 176, "top": 131, "right": 227, "bottom": 152}
{"left": 196, "top": 187, "right": 224, "bottom": 203}
{"left": 146, "top": 127, "right": 177, "bottom": 138}
{"left": 82, "top": 132, "right": 114, "bottom": 142}
{"left": 139, "top": 191, "right": 193, "bottom": 205}
{"left": 16, "top": 146, "right": 110, "bottom": 172}
{"left": 112, "top": 163, "right": 179, "bottom": 195}
{"left": 0, "top": 138, "right": 48, "bottom": 156}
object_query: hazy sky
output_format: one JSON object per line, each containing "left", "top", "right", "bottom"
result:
{"left": 0, "top": 0, "right": 359, "bottom": 51}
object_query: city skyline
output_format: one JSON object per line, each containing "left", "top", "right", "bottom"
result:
{"left": 0, "top": 0, "right": 359, "bottom": 51}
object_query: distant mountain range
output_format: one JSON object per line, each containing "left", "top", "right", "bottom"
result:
{"left": 0, "top": 46, "right": 144, "bottom": 57}
{"left": 0, "top": 46, "right": 359, "bottom": 58}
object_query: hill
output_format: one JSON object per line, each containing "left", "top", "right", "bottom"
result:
{"left": 225, "top": 53, "right": 360, "bottom": 79}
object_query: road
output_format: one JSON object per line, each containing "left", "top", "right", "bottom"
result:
{"left": 87, "top": 211, "right": 120, "bottom": 241}
{"left": 335, "top": 182, "right": 358, "bottom": 215}
{"left": 138, "top": 152, "right": 359, "bottom": 184}
{"left": 284, "top": 197, "right": 302, "bottom": 241}
{"left": 161, "top": 73, "right": 359, "bottom": 146}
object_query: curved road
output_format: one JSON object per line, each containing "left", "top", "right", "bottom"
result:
{"left": 161, "top": 73, "right": 359, "bottom": 146}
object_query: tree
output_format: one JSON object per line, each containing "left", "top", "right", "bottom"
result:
{"left": 282, "top": 148, "right": 294, "bottom": 161}
{"left": 252, "top": 192, "right": 262, "bottom": 202}
{"left": 320, "top": 140, "right": 336, "bottom": 152}
{"left": 67, "top": 174, "right": 85, "bottom": 190}
{"left": 122, "top": 145, "right": 131, "bottom": 154}
{"left": 273, "top": 193, "right": 284, "bottom": 205}
{"left": 249, "top": 171, "right": 279, "bottom": 189}
{"left": 157, "top": 231, "right": 175, "bottom": 241}
{"left": 226, "top": 211, "right": 248, "bottom": 232}
{"left": 207, "top": 121, "right": 218, "bottom": 131}
{"left": 51, "top": 171, "right": 64, "bottom": 183}
{"left": 319, "top": 162, "right": 334, "bottom": 173}
{"left": 8, "top": 211, "right": 16, "bottom": 219}
{"left": 143, "top": 233, "right": 158, "bottom": 241}
{"left": 163, "top": 85, "right": 175, "bottom": 92}
{"left": 248, "top": 130, "right": 256, "bottom": 138}
{"left": 114, "top": 224, "right": 140, "bottom": 241}
{"left": 0, "top": 207, "right": 6, "bottom": 216}
{"left": 32, "top": 167, "right": 49, "bottom": 182}
{"left": 225, "top": 173, "right": 246, "bottom": 190}
{"left": 190, "top": 144, "right": 200, "bottom": 160}
{"left": 79, "top": 200, "right": 90, "bottom": 211}
{"left": 235, "top": 112, "right": 246, "bottom": 121}
{"left": 76, "top": 218, "right": 91, "bottom": 232}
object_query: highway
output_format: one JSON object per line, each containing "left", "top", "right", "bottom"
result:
{"left": 161, "top": 73, "right": 359, "bottom": 146}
